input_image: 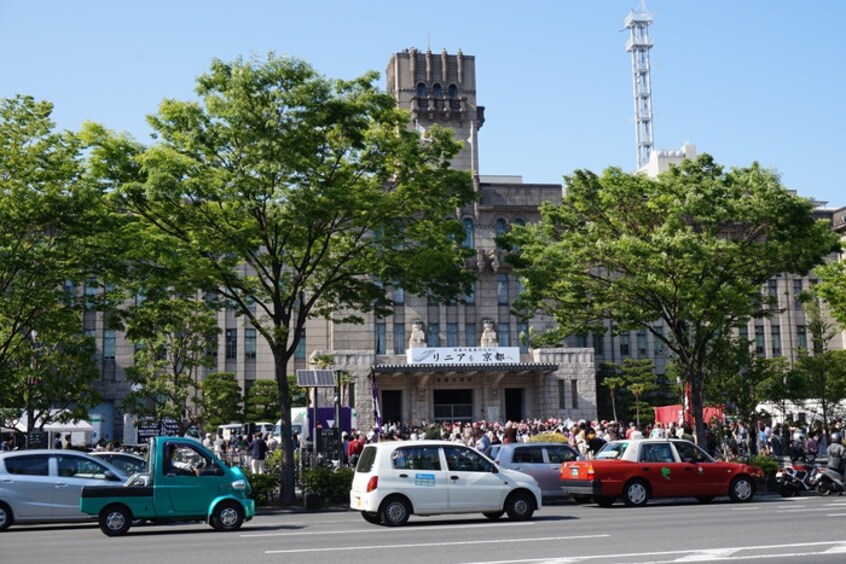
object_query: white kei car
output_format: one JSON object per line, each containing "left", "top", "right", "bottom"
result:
{"left": 349, "top": 440, "right": 542, "bottom": 526}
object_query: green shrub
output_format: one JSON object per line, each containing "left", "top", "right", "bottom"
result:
{"left": 528, "top": 431, "right": 568, "bottom": 443}
{"left": 301, "top": 466, "right": 354, "bottom": 504}
{"left": 245, "top": 471, "right": 280, "bottom": 506}
{"left": 749, "top": 454, "right": 779, "bottom": 477}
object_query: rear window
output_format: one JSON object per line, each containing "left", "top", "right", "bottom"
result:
{"left": 4, "top": 455, "right": 49, "bottom": 476}
{"left": 595, "top": 442, "right": 628, "bottom": 460}
{"left": 512, "top": 446, "right": 544, "bottom": 464}
{"left": 547, "top": 445, "right": 579, "bottom": 463}
{"left": 356, "top": 445, "right": 377, "bottom": 472}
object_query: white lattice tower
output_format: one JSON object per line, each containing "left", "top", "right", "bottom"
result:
{"left": 625, "top": 2, "right": 655, "bottom": 169}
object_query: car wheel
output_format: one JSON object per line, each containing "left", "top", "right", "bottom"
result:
{"left": 622, "top": 480, "right": 649, "bottom": 507}
{"left": 696, "top": 496, "right": 715, "bottom": 503}
{"left": 571, "top": 495, "right": 592, "bottom": 504}
{"left": 99, "top": 504, "right": 132, "bottom": 537}
{"left": 361, "top": 511, "right": 382, "bottom": 525}
{"left": 380, "top": 496, "right": 411, "bottom": 527}
{"left": 0, "top": 502, "right": 13, "bottom": 531}
{"left": 729, "top": 476, "right": 755, "bottom": 502}
{"left": 483, "top": 511, "right": 504, "bottom": 520}
{"left": 595, "top": 496, "right": 615, "bottom": 507}
{"left": 817, "top": 481, "right": 833, "bottom": 496}
{"left": 211, "top": 500, "right": 245, "bottom": 531}
{"left": 504, "top": 491, "right": 535, "bottom": 521}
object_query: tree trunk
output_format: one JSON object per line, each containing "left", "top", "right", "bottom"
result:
{"left": 689, "top": 367, "right": 706, "bottom": 446}
{"left": 274, "top": 350, "right": 296, "bottom": 504}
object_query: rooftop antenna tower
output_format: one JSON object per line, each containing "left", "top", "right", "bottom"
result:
{"left": 625, "top": 1, "right": 655, "bottom": 169}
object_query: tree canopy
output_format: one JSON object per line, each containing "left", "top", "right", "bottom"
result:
{"left": 88, "top": 53, "right": 476, "bottom": 501}
{"left": 504, "top": 154, "right": 840, "bottom": 444}
{"left": 0, "top": 95, "right": 104, "bottom": 432}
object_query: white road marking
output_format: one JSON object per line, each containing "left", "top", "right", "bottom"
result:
{"left": 264, "top": 534, "right": 610, "bottom": 555}
{"left": 244, "top": 520, "right": 536, "bottom": 538}
{"left": 462, "top": 541, "right": 846, "bottom": 564}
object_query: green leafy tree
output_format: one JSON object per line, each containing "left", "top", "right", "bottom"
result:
{"left": 90, "top": 54, "right": 475, "bottom": 502}
{"left": 0, "top": 95, "right": 106, "bottom": 433}
{"left": 598, "top": 361, "right": 626, "bottom": 423}
{"left": 814, "top": 261, "right": 846, "bottom": 329}
{"left": 121, "top": 294, "right": 219, "bottom": 434}
{"left": 504, "top": 155, "right": 840, "bottom": 445}
{"left": 791, "top": 298, "right": 846, "bottom": 433}
{"left": 199, "top": 372, "right": 242, "bottom": 433}
{"left": 619, "top": 359, "right": 657, "bottom": 426}
{"left": 245, "top": 380, "right": 280, "bottom": 422}
{"left": 287, "top": 375, "right": 308, "bottom": 408}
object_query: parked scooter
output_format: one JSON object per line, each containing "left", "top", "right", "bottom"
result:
{"left": 776, "top": 462, "right": 819, "bottom": 497}
{"left": 811, "top": 465, "right": 846, "bottom": 496}
{"left": 811, "top": 431, "right": 846, "bottom": 496}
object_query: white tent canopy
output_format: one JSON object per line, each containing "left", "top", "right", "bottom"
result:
{"left": 14, "top": 410, "right": 94, "bottom": 433}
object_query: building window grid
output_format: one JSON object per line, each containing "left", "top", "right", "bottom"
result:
{"left": 225, "top": 329, "right": 237, "bottom": 360}
{"left": 593, "top": 333, "right": 604, "bottom": 356}
{"left": 571, "top": 380, "right": 579, "bottom": 409}
{"left": 652, "top": 325, "right": 664, "bottom": 356}
{"left": 465, "top": 324, "right": 477, "bottom": 347}
{"left": 558, "top": 380, "right": 566, "bottom": 410}
{"left": 636, "top": 330, "right": 647, "bottom": 358}
{"left": 771, "top": 325, "right": 782, "bottom": 357}
{"left": 103, "top": 329, "right": 116, "bottom": 360}
{"left": 245, "top": 328, "right": 257, "bottom": 359}
{"left": 517, "top": 322, "right": 529, "bottom": 354}
{"left": 793, "top": 279, "right": 803, "bottom": 308}
{"left": 294, "top": 328, "right": 306, "bottom": 359}
{"left": 375, "top": 322, "right": 387, "bottom": 355}
{"left": 497, "top": 274, "right": 509, "bottom": 305}
{"left": 427, "top": 323, "right": 440, "bottom": 347}
{"left": 620, "top": 333, "right": 630, "bottom": 357}
{"left": 497, "top": 322, "right": 510, "bottom": 347}
{"left": 393, "top": 325, "right": 406, "bottom": 355}
{"left": 446, "top": 323, "right": 459, "bottom": 347}
{"left": 754, "top": 326, "right": 765, "bottom": 357}
{"left": 797, "top": 325, "right": 807, "bottom": 350}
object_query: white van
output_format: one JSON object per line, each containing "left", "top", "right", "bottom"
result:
{"left": 216, "top": 422, "right": 274, "bottom": 441}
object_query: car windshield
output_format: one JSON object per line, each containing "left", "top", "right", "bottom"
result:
{"left": 595, "top": 442, "right": 628, "bottom": 460}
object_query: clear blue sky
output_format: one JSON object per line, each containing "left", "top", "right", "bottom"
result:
{"left": 2, "top": 1, "right": 843, "bottom": 206}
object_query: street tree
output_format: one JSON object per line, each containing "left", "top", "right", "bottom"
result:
{"left": 619, "top": 359, "right": 657, "bottom": 426}
{"left": 121, "top": 293, "right": 219, "bottom": 434}
{"left": 0, "top": 95, "right": 106, "bottom": 432}
{"left": 504, "top": 155, "right": 840, "bottom": 445}
{"left": 814, "top": 261, "right": 846, "bottom": 329}
{"left": 199, "top": 372, "right": 242, "bottom": 433}
{"left": 91, "top": 54, "right": 475, "bottom": 501}
{"left": 244, "top": 380, "right": 280, "bottom": 422}
{"left": 792, "top": 298, "right": 846, "bottom": 433}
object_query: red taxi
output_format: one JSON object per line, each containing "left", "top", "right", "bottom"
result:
{"left": 560, "top": 438, "right": 763, "bottom": 507}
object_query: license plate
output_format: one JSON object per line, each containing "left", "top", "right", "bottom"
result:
{"left": 570, "top": 467, "right": 579, "bottom": 477}
{"left": 354, "top": 497, "right": 362, "bottom": 508}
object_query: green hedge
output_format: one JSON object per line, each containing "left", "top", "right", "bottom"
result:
{"left": 301, "top": 467, "right": 354, "bottom": 504}
{"left": 749, "top": 454, "right": 779, "bottom": 478}
{"left": 527, "top": 431, "right": 568, "bottom": 443}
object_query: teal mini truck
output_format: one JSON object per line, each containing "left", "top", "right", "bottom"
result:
{"left": 80, "top": 436, "right": 255, "bottom": 536}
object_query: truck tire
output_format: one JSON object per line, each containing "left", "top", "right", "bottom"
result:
{"left": 99, "top": 504, "right": 132, "bottom": 536}
{"left": 211, "top": 500, "right": 244, "bottom": 531}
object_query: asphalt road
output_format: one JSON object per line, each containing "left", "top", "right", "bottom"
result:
{"left": 4, "top": 495, "right": 846, "bottom": 564}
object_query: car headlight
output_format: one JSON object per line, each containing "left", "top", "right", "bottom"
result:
{"left": 231, "top": 479, "right": 247, "bottom": 491}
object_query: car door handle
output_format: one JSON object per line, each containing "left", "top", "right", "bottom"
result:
{"left": 642, "top": 467, "right": 651, "bottom": 471}
{"left": 450, "top": 476, "right": 460, "bottom": 481}
{"left": 399, "top": 474, "right": 409, "bottom": 478}
{"left": 55, "top": 482, "right": 69, "bottom": 488}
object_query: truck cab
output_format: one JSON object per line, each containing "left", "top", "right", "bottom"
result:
{"left": 80, "top": 436, "right": 255, "bottom": 536}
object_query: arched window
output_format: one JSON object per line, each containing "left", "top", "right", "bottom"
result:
{"left": 448, "top": 83, "right": 458, "bottom": 97}
{"left": 432, "top": 83, "right": 443, "bottom": 97}
{"left": 416, "top": 83, "right": 427, "bottom": 98}
{"left": 494, "top": 218, "right": 508, "bottom": 237}
{"left": 513, "top": 218, "right": 525, "bottom": 227}
{"left": 462, "top": 218, "right": 474, "bottom": 249}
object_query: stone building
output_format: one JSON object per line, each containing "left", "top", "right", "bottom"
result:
{"left": 83, "top": 48, "right": 843, "bottom": 441}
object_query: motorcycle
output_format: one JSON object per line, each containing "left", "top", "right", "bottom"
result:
{"left": 776, "top": 462, "right": 819, "bottom": 497}
{"left": 810, "top": 465, "right": 846, "bottom": 496}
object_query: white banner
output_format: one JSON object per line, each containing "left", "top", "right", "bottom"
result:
{"left": 407, "top": 347, "right": 520, "bottom": 365}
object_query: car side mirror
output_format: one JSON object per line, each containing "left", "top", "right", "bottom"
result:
{"left": 491, "top": 466, "right": 499, "bottom": 474}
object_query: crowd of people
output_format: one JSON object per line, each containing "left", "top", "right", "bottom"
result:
{"left": 337, "top": 415, "right": 846, "bottom": 466}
